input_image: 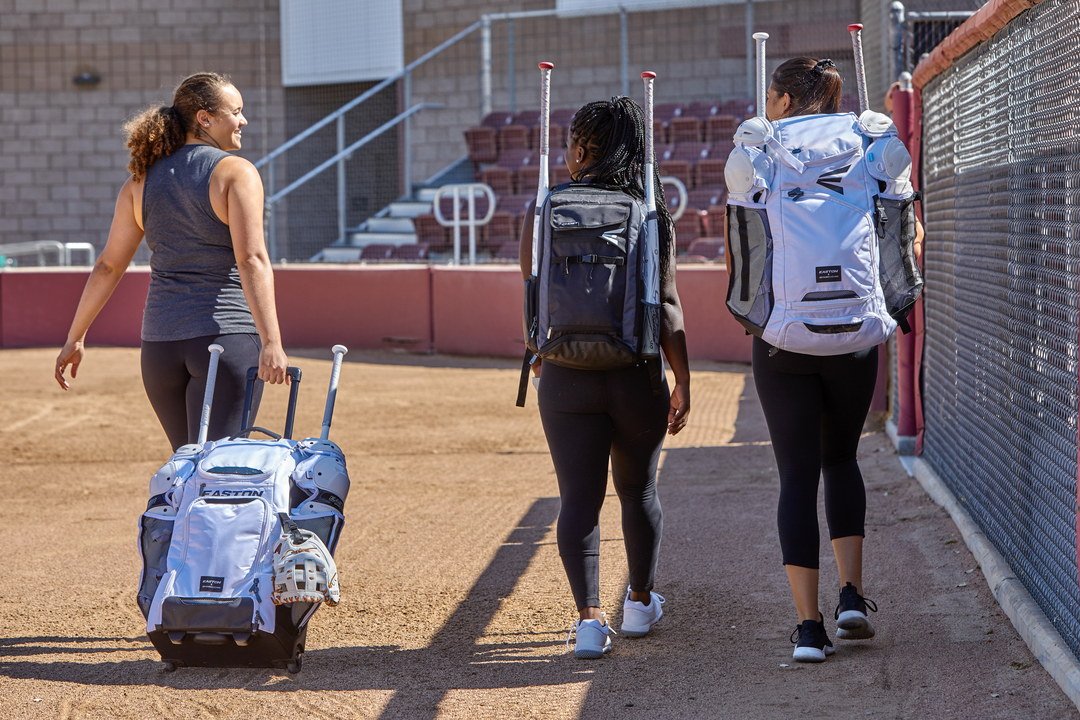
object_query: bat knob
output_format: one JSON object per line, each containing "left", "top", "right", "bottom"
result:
{"left": 641, "top": 71, "right": 656, "bottom": 79}
{"left": 848, "top": 23, "right": 863, "bottom": 31}
{"left": 752, "top": 32, "right": 769, "bottom": 40}
{"left": 539, "top": 62, "right": 554, "bottom": 70}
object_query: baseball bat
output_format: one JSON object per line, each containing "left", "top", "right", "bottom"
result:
{"left": 753, "top": 32, "right": 769, "bottom": 119}
{"left": 531, "top": 62, "right": 554, "bottom": 279}
{"left": 320, "top": 344, "right": 348, "bottom": 440}
{"left": 197, "top": 343, "right": 225, "bottom": 445}
{"left": 640, "top": 71, "right": 660, "bottom": 359}
{"left": 848, "top": 23, "right": 869, "bottom": 115}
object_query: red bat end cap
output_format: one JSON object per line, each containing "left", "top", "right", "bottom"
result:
{"left": 539, "top": 62, "right": 554, "bottom": 70}
{"left": 642, "top": 71, "right": 656, "bottom": 79}
{"left": 848, "top": 23, "right": 863, "bottom": 31}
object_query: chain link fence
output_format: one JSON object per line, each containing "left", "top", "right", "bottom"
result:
{"left": 919, "top": 0, "right": 1080, "bottom": 659}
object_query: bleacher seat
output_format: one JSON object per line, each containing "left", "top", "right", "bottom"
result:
{"left": 684, "top": 100, "right": 720, "bottom": 119}
{"left": 719, "top": 99, "right": 754, "bottom": 121}
{"left": 671, "top": 142, "right": 711, "bottom": 164}
{"left": 496, "top": 147, "right": 532, "bottom": 170}
{"left": 481, "top": 166, "right": 514, "bottom": 197}
{"left": 480, "top": 111, "right": 514, "bottom": 128}
{"left": 705, "top": 204, "right": 728, "bottom": 238}
{"left": 687, "top": 187, "right": 726, "bottom": 211}
{"left": 710, "top": 139, "right": 735, "bottom": 158}
{"left": 655, "top": 143, "right": 676, "bottom": 162}
{"left": 659, "top": 159, "right": 693, "bottom": 190}
{"left": 668, "top": 116, "right": 702, "bottom": 143}
{"left": 533, "top": 123, "right": 565, "bottom": 151}
{"left": 483, "top": 211, "right": 518, "bottom": 249}
{"left": 515, "top": 163, "right": 543, "bottom": 196}
{"left": 653, "top": 119, "right": 667, "bottom": 145}
{"left": 413, "top": 213, "right": 449, "bottom": 251}
{"left": 391, "top": 243, "right": 429, "bottom": 262}
{"left": 495, "top": 194, "right": 534, "bottom": 216}
{"left": 695, "top": 158, "right": 727, "bottom": 189}
{"left": 551, "top": 107, "right": 577, "bottom": 127}
{"left": 705, "top": 115, "right": 738, "bottom": 143}
{"left": 359, "top": 243, "right": 395, "bottom": 262}
{"left": 673, "top": 210, "right": 705, "bottom": 252}
{"left": 499, "top": 124, "right": 530, "bottom": 152}
{"left": 687, "top": 237, "right": 725, "bottom": 261}
{"left": 513, "top": 109, "right": 540, "bottom": 126}
{"left": 465, "top": 126, "right": 498, "bottom": 165}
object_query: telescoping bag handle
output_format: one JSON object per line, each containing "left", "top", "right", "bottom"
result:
{"left": 238, "top": 366, "right": 302, "bottom": 440}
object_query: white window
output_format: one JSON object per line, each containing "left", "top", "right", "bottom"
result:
{"left": 281, "top": 0, "right": 404, "bottom": 86}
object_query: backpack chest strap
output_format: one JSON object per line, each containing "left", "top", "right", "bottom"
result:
{"left": 562, "top": 254, "right": 626, "bottom": 273}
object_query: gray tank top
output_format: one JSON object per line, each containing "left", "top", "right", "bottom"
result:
{"left": 141, "top": 144, "right": 258, "bottom": 342}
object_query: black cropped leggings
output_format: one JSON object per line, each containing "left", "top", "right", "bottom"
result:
{"left": 538, "top": 361, "right": 669, "bottom": 611}
{"left": 141, "top": 333, "right": 263, "bottom": 451}
{"left": 752, "top": 336, "right": 878, "bottom": 570}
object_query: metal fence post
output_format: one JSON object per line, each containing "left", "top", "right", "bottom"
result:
{"left": 404, "top": 69, "right": 412, "bottom": 198}
{"left": 481, "top": 15, "right": 492, "bottom": 121}
{"left": 267, "top": 159, "right": 277, "bottom": 260}
{"left": 745, "top": 0, "right": 755, "bottom": 101}
{"left": 621, "top": 9, "right": 629, "bottom": 98}
{"left": 336, "top": 115, "right": 346, "bottom": 246}
{"left": 890, "top": 1, "right": 906, "bottom": 80}
{"left": 508, "top": 19, "right": 515, "bottom": 114}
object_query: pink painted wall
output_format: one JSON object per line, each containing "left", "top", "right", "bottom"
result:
{"left": 0, "top": 265, "right": 751, "bottom": 364}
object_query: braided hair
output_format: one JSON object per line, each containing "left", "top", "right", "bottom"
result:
{"left": 568, "top": 96, "right": 676, "bottom": 277}
{"left": 770, "top": 57, "right": 843, "bottom": 117}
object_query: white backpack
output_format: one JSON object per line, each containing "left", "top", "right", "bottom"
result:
{"left": 724, "top": 110, "right": 923, "bottom": 356}
{"left": 139, "top": 437, "right": 348, "bottom": 644}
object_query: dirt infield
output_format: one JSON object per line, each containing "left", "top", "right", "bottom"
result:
{"left": 1, "top": 346, "right": 1077, "bottom": 719}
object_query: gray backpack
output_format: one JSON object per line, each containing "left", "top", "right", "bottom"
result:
{"left": 516, "top": 182, "right": 660, "bottom": 405}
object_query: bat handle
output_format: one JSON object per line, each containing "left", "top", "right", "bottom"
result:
{"left": 538, "top": 62, "right": 553, "bottom": 157}
{"left": 642, "top": 71, "right": 656, "bottom": 166}
{"left": 848, "top": 23, "right": 869, "bottom": 115}
{"left": 197, "top": 344, "right": 225, "bottom": 445}
{"left": 753, "top": 33, "right": 769, "bottom": 119}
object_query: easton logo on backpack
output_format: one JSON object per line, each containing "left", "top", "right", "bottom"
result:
{"left": 724, "top": 111, "right": 924, "bottom": 356}
{"left": 517, "top": 183, "right": 661, "bottom": 405}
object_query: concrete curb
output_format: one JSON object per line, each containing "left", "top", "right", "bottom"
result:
{"left": 911, "top": 457, "right": 1080, "bottom": 710}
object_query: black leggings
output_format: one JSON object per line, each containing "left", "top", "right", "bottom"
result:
{"left": 141, "top": 333, "right": 263, "bottom": 452}
{"left": 538, "top": 361, "right": 669, "bottom": 611}
{"left": 752, "top": 336, "right": 878, "bottom": 570}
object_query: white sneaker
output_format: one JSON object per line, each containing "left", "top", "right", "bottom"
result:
{"left": 567, "top": 615, "right": 614, "bottom": 659}
{"left": 620, "top": 588, "right": 665, "bottom": 637}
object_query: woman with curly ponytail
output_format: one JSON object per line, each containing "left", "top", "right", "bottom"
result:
{"left": 55, "top": 72, "right": 289, "bottom": 451}
{"left": 519, "top": 96, "right": 690, "bottom": 658}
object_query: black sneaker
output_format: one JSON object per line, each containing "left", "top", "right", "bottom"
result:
{"left": 790, "top": 613, "right": 835, "bottom": 662}
{"left": 834, "top": 582, "right": 877, "bottom": 640}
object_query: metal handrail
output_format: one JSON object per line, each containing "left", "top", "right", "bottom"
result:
{"left": 662, "top": 176, "right": 688, "bottom": 221}
{"left": 0, "top": 241, "right": 97, "bottom": 267}
{"left": 253, "top": 21, "right": 482, "bottom": 170}
{"left": 433, "top": 184, "right": 496, "bottom": 266}
{"left": 266, "top": 103, "right": 443, "bottom": 207}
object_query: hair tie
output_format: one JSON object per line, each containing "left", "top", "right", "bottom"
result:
{"left": 813, "top": 58, "right": 836, "bottom": 75}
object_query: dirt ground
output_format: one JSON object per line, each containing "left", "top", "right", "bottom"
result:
{"left": 1, "top": 346, "right": 1077, "bottom": 720}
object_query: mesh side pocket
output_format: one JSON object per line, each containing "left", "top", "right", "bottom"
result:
{"left": 137, "top": 515, "right": 174, "bottom": 619}
{"left": 294, "top": 513, "right": 344, "bottom": 555}
{"left": 876, "top": 195, "right": 924, "bottom": 322}
{"left": 725, "top": 204, "right": 774, "bottom": 334}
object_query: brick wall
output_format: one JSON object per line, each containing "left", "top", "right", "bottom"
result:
{"left": 403, "top": 0, "right": 863, "bottom": 184}
{"left": 0, "top": 0, "right": 284, "bottom": 257}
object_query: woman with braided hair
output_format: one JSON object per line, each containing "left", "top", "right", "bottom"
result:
{"left": 55, "top": 72, "right": 288, "bottom": 450}
{"left": 519, "top": 96, "right": 691, "bottom": 658}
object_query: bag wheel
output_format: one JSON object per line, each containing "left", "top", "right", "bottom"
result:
{"left": 162, "top": 662, "right": 176, "bottom": 672}
{"left": 287, "top": 654, "right": 303, "bottom": 674}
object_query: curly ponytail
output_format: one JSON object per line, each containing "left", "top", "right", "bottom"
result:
{"left": 123, "top": 72, "right": 232, "bottom": 179}
{"left": 568, "top": 96, "right": 676, "bottom": 278}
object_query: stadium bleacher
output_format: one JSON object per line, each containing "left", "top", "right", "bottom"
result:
{"left": 354, "top": 94, "right": 855, "bottom": 264}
